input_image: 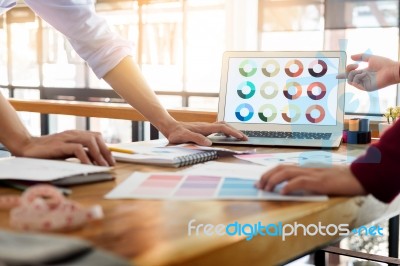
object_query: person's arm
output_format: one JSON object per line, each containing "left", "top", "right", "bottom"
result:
{"left": 350, "top": 120, "right": 400, "bottom": 202}
{"left": 102, "top": 57, "right": 246, "bottom": 145}
{"left": 24, "top": 0, "right": 247, "bottom": 146}
{"left": 337, "top": 53, "right": 400, "bottom": 91}
{"left": 0, "top": 94, "right": 31, "bottom": 154}
{"left": 256, "top": 164, "right": 366, "bottom": 197}
{"left": 256, "top": 120, "right": 400, "bottom": 203}
{"left": 0, "top": 94, "right": 114, "bottom": 166}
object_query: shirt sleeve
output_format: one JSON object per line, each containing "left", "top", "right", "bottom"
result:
{"left": 24, "top": 0, "right": 134, "bottom": 78}
{"left": 350, "top": 120, "right": 400, "bottom": 203}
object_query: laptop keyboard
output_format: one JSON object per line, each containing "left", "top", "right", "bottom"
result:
{"left": 241, "top": 131, "right": 332, "bottom": 140}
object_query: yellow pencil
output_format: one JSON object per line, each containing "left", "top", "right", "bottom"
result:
{"left": 108, "top": 147, "right": 136, "bottom": 154}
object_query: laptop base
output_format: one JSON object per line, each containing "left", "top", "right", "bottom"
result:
{"left": 209, "top": 135, "right": 342, "bottom": 149}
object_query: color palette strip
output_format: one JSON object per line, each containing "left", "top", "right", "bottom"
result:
{"left": 106, "top": 173, "right": 328, "bottom": 201}
{"left": 174, "top": 175, "right": 220, "bottom": 197}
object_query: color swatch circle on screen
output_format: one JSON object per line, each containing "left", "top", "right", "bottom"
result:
{"left": 260, "top": 81, "right": 279, "bottom": 99}
{"left": 306, "top": 105, "right": 325, "bottom": 123}
{"left": 235, "top": 103, "right": 254, "bottom": 121}
{"left": 262, "top": 60, "right": 280, "bottom": 77}
{"left": 237, "top": 81, "right": 256, "bottom": 99}
{"left": 281, "top": 104, "right": 301, "bottom": 123}
{"left": 283, "top": 82, "right": 302, "bottom": 100}
{"left": 258, "top": 104, "right": 277, "bottom": 122}
{"left": 239, "top": 60, "right": 257, "bottom": 77}
{"left": 307, "top": 82, "right": 327, "bottom": 100}
{"left": 308, "top": 59, "right": 328, "bottom": 77}
{"left": 284, "top": 59, "right": 303, "bottom": 77}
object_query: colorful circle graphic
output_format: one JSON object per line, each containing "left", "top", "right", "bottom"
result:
{"left": 258, "top": 104, "right": 277, "bottom": 122}
{"left": 260, "top": 82, "right": 279, "bottom": 99}
{"left": 235, "top": 103, "right": 254, "bottom": 121}
{"left": 281, "top": 105, "right": 301, "bottom": 123}
{"left": 262, "top": 60, "right": 280, "bottom": 77}
{"left": 308, "top": 60, "right": 328, "bottom": 77}
{"left": 283, "top": 82, "right": 302, "bottom": 100}
{"left": 237, "top": 81, "right": 256, "bottom": 99}
{"left": 284, "top": 59, "right": 303, "bottom": 77}
{"left": 306, "top": 105, "right": 325, "bottom": 123}
{"left": 239, "top": 60, "right": 257, "bottom": 77}
{"left": 307, "top": 82, "right": 327, "bottom": 100}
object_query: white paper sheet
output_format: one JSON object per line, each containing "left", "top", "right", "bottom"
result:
{"left": 182, "top": 161, "right": 278, "bottom": 180}
{"left": 235, "top": 151, "right": 355, "bottom": 167}
{"left": 0, "top": 157, "right": 111, "bottom": 181}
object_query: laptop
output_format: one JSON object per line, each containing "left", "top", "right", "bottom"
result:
{"left": 208, "top": 51, "right": 346, "bottom": 148}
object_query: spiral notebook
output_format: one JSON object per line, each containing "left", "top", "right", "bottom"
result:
{"left": 109, "top": 143, "right": 218, "bottom": 168}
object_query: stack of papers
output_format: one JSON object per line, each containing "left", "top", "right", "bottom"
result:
{"left": 0, "top": 157, "right": 113, "bottom": 186}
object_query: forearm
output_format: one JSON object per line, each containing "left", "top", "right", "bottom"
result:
{"left": 103, "top": 56, "right": 178, "bottom": 136}
{"left": 0, "top": 95, "right": 32, "bottom": 155}
{"left": 391, "top": 61, "right": 400, "bottom": 85}
{"left": 397, "top": 62, "right": 400, "bottom": 84}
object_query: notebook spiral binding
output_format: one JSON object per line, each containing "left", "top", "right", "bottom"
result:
{"left": 176, "top": 151, "right": 218, "bottom": 167}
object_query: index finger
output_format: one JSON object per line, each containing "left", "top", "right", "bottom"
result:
{"left": 263, "top": 166, "right": 313, "bottom": 192}
{"left": 71, "top": 135, "right": 109, "bottom": 166}
{"left": 280, "top": 176, "right": 323, "bottom": 195}
{"left": 62, "top": 143, "right": 92, "bottom": 165}
{"left": 94, "top": 133, "right": 115, "bottom": 166}
{"left": 256, "top": 165, "right": 287, "bottom": 189}
{"left": 351, "top": 53, "right": 372, "bottom": 62}
{"left": 336, "top": 64, "right": 359, "bottom": 79}
{"left": 212, "top": 122, "right": 248, "bottom": 140}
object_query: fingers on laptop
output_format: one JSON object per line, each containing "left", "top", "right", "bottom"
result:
{"left": 182, "top": 121, "right": 247, "bottom": 140}
{"left": 214, "top": 121, "right": 248, "bottom": 140}
{"left": 168, "top": 128, "right": 213, "bottom": 146}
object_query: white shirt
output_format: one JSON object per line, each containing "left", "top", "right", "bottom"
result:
{"left": 0, "top": 0, "right": 133, "bottom": 78}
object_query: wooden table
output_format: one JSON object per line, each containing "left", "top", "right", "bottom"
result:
{"left": 1, "top": 143, "right": 399, "bottom": 266}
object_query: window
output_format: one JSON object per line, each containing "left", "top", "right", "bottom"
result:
{"left": 185, "top": 0, "right": 226, "bottom": 93}
{"left": 325, "top": 28, "right": 398, "bottom": 114}
{"left": 41, "top": 23, "right": 86, "bottom": 88}
{"left": 3, "top": 0, "right": 400, "bottom": 142}
{"left": 259, "top": 0, "right": 400, "bottom": 115}
{"left": 7, "top": 8, "right": 39, "bottom": 86}
{"left": 324, "top": 0, "right": 399, "bottom": 114}
{"left": 0, "top": 15, "right": 7, "bottom": 86}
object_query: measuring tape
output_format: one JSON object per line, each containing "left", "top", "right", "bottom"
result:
{"left": 0, "top": 184, "right": 103, "bottom": 231}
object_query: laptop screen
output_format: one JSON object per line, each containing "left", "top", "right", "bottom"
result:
{"left": 223, "top": 56, "right": 340, "bottom": 126}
